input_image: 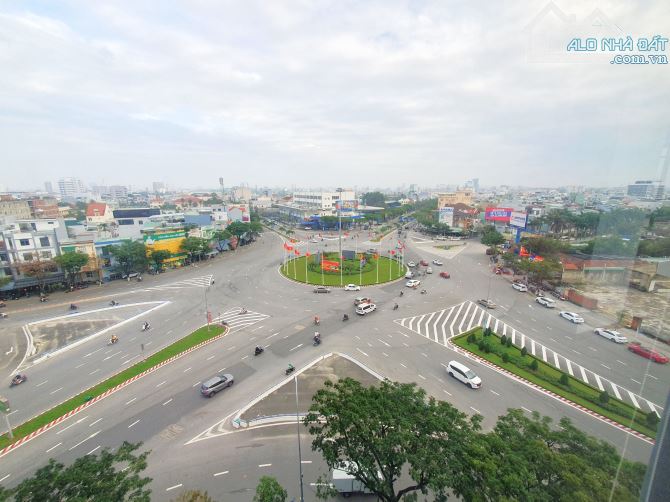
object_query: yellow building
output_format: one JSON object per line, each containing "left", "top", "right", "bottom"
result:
{"left": 437, "top": 190, "right": 474, "bottom": 207}
{"left": 143, "top": 230, "right": 187, "bottom": 265}
{"left": 60, "top": 239, "right": 102, "bottom": 282}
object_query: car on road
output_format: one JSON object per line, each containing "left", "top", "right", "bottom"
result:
{"left": 407, "top": 261, "right": 416, "bottom": 267}
{"left": 512, "top": 282, "right": 528, "bottom": 292}
{"left": 477, "top": 299, "right": 496, "bottom": 309}
{"left": 420, "top": 260, "right": 429, "bottom": 266}
{"left": 313, "top": 286, "right": 331, "bottom": 294}
{"left": 406, "top": 279, "right": 421, "bottom": 288}
{"left": 354, "top": 296, "right": 372, "bottom": 305}
{"left": 344, "top": 284, "right": 361, "bottom": 291}
{"left": 439, "top": 271, "right": 451, "bottom": 279}
{"left": 426, "top": 267, "right": 433, "bottom": 274}
{"left": 201, "top": 374, "right": 234, "bottom": 397}
{"left": 593, "top": 328, "right": 628, "bottom": 344}
{"left": 405, "top": 271, "right": 414, "bottom": 279}
{"left": 446, "top": 361, "right": 481, "bottom": 389}
{"left": 536, "top": 296, "right": 556, "bottom": 308}
{"left": 122, "top": 272, "right": 140, "bottom": 279}
{"left": 310, "top": 238, "right": 319, "bottom": 243}
{"left": 627, "top": 342, "right": 669, "bottom": 363}
{"left": 559, "top": 311, "right": 584, "bottom": 323}
{"left": 355, "top": 302, "right": 377, "bottom": 315}
{"left": 432, "top": 259, "right": 443, "bottom": 266}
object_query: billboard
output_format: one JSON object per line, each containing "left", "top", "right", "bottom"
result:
{"left": 335, "top": 200, "right": 359, "bottom": 212}
{"left": 485, "top": 207, "right": 513, "bottom": 222}
{"left": 438, "top": 207, "right": 454, "bottom": 226}
{"left": 509, "top": 211, "right": 528, "bottom": 229}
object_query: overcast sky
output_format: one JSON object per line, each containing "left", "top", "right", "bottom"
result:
{"left": 1, "top": 0, "right": 668, "bottom": 191}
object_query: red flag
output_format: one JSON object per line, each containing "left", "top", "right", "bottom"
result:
{"left": 306, "top": 252, "right": 311, "bottom": 257}
{"left": 295, "top": 249, "right": 300, "bottom": 255}
{"left": 390, "top": 250, "right": 396, "bottom": 255}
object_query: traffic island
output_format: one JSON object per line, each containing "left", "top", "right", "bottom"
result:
{"left": 451, "top": 328, "right": 658, "bottom": 440}
{"left": 280, "top": 254, "right": 405, "bottom": 286}
{"left": 0, "top": 324, "right": 227, "bottom": 455}
{"left": 234, "top": 353, "right": 382, "bottom": 428}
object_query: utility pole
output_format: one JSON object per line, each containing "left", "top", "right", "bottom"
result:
{"left": 295, "top": 376, "right": 305, "bottom": 502}
{"left": 337, "top": 188, "right": 343, "bottom": 286}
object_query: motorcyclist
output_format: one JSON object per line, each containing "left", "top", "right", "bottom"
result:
{"left": 287, "top": 363, "right": 295, "bottom": 372}
{"left": 70, "top": 303, "right": 78, "bottom": 310}
{"left": 393, "top": 303, "right": 399, "bottom": 310}
{"left": 342, "top": 313, "right": 349, "bottom": 321}
{"left": 254, "top": 345, "right": 263, "bottom": 355}
{"left": 240, "top": 307, "right": 248, "bottom": 314}
{"left": 110, "top": 335, "right": 119, "bottom": 344}
{"left": 421, "top": 289, "right": 427, "bottom": 294}
{"left": 314, "top": 315, "right": 320, "bottom": 325}
{"left": 142, "top": 321, "right": 150, "bottom": 330}
{"left": 399, "top": 291, "right": 404, "bottom": 297}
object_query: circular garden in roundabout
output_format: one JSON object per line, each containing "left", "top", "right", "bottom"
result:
{"left": 280, "top": 250, "right": 406, "bottom": 286}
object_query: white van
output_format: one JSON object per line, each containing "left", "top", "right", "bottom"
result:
{"left": 405, "top": 271, "right": 414, "bottom": 279}
{"left": 446, "top": 361, "right": 482, "bottom": 389}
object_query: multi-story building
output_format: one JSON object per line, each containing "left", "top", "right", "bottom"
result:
{"left": 232, "top": 186, "right": 252, "bottom": 202}
{"left": 436, "top": 190, "right": 474, "bottom": 208}
{"left": 44, "top": 181, "right": 54, "bottom": 194}
{"left": 153, "top": 182, "right": 167, "bottom": 194}
{"left": 58, "top": 177, "right": 86, "bottom": 198}
{"left": 291, "top": 190, "right": 357, "bottom": 216}
{"left": 0, "top": 196, "right": 31, "bottom": 222}
{"left": 627, "top": 180, "right": 665, "bottom": 200}
{"left": 108, "top": 185, "right": 128, "bottom": 200}
{"left": 28, "top": 197, "right": 60, "bottom": 219}
{"left": 59, "top": 238, "right": 102, "bottom": 283}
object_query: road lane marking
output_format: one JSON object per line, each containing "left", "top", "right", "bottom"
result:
{"left": 289, "top": 344, "right": 303, "bottom": 352}
{"left": 166, "top": 484, "right": 183, "bottom": 492}
{"left": 301, "top": 460, "right": 313, "bottom": 464}
{"left": 571, "top": 350, "right": 581, "bottom": 355}
{"left": 418, "top": 374, "right": 426, "bottom": 380}
{"left": 266, "top": 332, "right": 280, "bottom": 339}
{"left": 183, "top": 367, "right": 192, "bottom": 373}
{"left": 521, "top": 407, "right": 532, "bottom": 413}
{"left": 470, "top": 407, "right": 481, "bottom": 414}
{"left": 377, "top": 338, "right": 391, "bottom": 347}
{"left": 241, "top": 355, "right": 249, "bottom": 360}
{"left": 490, "top": 390, "right": 500, "bottom": 396}
{"left": 162, "top": 398, "right": 173, "bottom": 406}
{"left": 631, "top": 378, "right": 642, "bottom": 385}
{"left": 89, "top": 418, "right": 103, "bottom": 427}
{"left": 213, "top": 471, "right": 229, "bottom": 477}
{"left": 192, "top": 382, "right": 201, "bottom": 388}
{"left": 128, "top": 419, "right": 141, "bottom": 429}
{"left": 616, "top": 360, "right": 627, "bottom": 366}
{"left": 126, "top": 398, "right": 137, "bottom": 405}
{"left": 400, "top": 363, "right": 407, "bottom": 368}
{"left": 207, "top": 355, "right": 215, "bottom": 360}
{"left": 84, "top": 348, "right": 104, "bottom": 358}
{"left": 565, "top": 336, "right": 572, "bottom": 340}
{"left": 87, "top": 445, "right": 101, "bottom": 455}
{"left": 354, "top": 335, "right": 360, "bottom": 340}
{"left": 356, "top": 348, "right": 369, "bottom": 357}
{"left": 69, "top": 431, "right": 100, "bottom": 451}
{"left": 226, "top": 346, "right": 236, "bottom": 351}
{"left": 549, "top": 338, "right": 557, "bottom": 343}
{"left": 382, "top": 352, "right": 389, "bottom": 357}
{"left": 121, "top": 356, "right": 139, "bottom": 365}
{"left": 219, "top": 367, "right": 227, "bottom": 372}
{"left": 258, "top": 463, "right": 272, "bottom": 468}
{"left": 402, "top": 342, "right": 409, "bottom": 347}
{"left": 421, "top": 352, "right": 428, "bottom": 358}
{"left": 649, "top": 375, "right": 658, "bottom": 380}
{"left": 57, "top": 416, "right": 88, "bottom": 434}
{"left": 49, "top": 387, "right": 63, "bottom": 395}
{"left": 75, "top": 363, "right": 86, "bottom": 369}
{"left": 46, "top": 442, "right": 62, "bottom": 453}
{"left": 35, "top": 380, "right": 48, "bottom": 387}
{"left": 600, "top": 364, "right": 611, "bottom": 370}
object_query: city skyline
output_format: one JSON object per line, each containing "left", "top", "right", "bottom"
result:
{"left": 1, "top": 1, "right": 668, "bottom": 189}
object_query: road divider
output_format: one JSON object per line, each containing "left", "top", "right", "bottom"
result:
{"left": 0, "top": 324, "right": 226, "bottom": 455}
{"left": 451, "top": 328, "right": 657, "bottom": 441}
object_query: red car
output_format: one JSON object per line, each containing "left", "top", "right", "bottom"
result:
{"left": 440, "top": 271, "right": 451, "bottom": 279}
{"left": 420, "top": 260, "right": 429, "bottom": 266}
{"left": 627, "top": 342, "right": 669, "bottom": 364}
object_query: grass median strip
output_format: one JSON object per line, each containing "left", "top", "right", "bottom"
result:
{"left": 0, "top": 325, "right": 225, "bottom": 450}
{"left": 452, "top": 328, "right": 657, "bottom": 439}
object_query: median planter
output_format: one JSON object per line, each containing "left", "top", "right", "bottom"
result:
{"left": 452, "top": 328, "right": 657, "bottom": 439}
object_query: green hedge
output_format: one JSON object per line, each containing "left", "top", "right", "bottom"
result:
{"left": 453, "top": 328, "right": 657, "bottom": 439}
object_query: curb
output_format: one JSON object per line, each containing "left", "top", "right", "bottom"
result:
{"left": 0, "top": 325, "right": 229, "bottom": 458}
{"left": 447, "top": 339, "right": 655, "bottom": 445}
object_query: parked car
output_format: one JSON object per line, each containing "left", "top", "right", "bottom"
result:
{"left": 536, "top": 296, "right": 556, "bottom": 308}
{"left": 432, "top": 259, "right": 443, "bottom": 266}
{"left": 313, "top": 286, "right": 331, "bottom": 294}
{"left": 344, "top": 284, "right": 361, "bottom": 291}
{"left": 407, "top": 261, "right": 416, "bottom": 267}
{"left": 354, "top": 296, "right": 372, "bottom": 305}
{"left": 627, "top": 342, "right": 669, "bottom": 363}
{"left": 439, "top": 271, "right": 451, "bottom": 279}
{"left": 406, "top": 279, "right": 421, "bottom": 288}
{"left": 549, "top": 290, "right": 567, "bottom": 301}
{"left": 512, "top": 282, "right": 528, "bottom": 292}
{"left": 559, "top": 311, "right": 584, "bottom": 323}
{"left": 355, "top": 302, "right": 377, "bottom": 316}
{"left": 594, "top": 328, "right": 628, "bottom": 344}
{"left": 477, "top": 299, "right": 496, "bottom": 309}
{"left": 446, "top": 360, "right": 481, "bottom": 389}
{"left": 426, "top": 267, "right": 433, "bottom": 274}
{"left": 200, "top": 374, "right": 234, "bottom": 397}
{"left": 420, "top": 260, "right": 429, "bottom": 266}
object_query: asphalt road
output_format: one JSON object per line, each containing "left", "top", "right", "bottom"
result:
{"left": 0, "top": 228, "right": 662, "bottom": 501}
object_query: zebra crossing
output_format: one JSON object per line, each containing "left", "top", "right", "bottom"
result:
{"left": 213, "top": 308, "right": 269, "bottom": 333}
{"left": 144, "top": 274, "right": 214, "bottom": 291}
{"left": 395, "top": 301, "right": 663, "bottom": 415}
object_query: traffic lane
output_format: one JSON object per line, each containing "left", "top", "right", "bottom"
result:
{"left": 0, "top": 325, "right": 28, "bottom": 375}
{"left": 349, "top": 332, "right": 653, "bottom": 463}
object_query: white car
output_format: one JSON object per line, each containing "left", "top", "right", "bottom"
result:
{"left": 594, "top": 328, "right": 628, "bottom": 343}
{"left": 432, "top": 259, "right": 443, "bottom": 266}
{"left": 355, "top": 302, "right": 377, "bottom": 315}
{"left": 344, "top": 284, "right": 361, "bottom": 291}
{"left": 536, "top": 296, "right": 556, "bottom": 308}
{"left": 405, "top": 271, "right": 414, "bottom": 279}
{"left": 559, "top": 311, "right": 584, "bottom": 323}
{"left": 406, "top": 279, "right": 421, "bottom": 288}
{"left": 446, "top": 360, "right": 481, "bottom": 389}
{"left": 426, "top": 267, "right": 433, "bottom": 274}
{"left": 512, "top": 282, "right": 528, "bottom": 292}
{"left": 407, "top": 261, "right": 416, "bottom": 267}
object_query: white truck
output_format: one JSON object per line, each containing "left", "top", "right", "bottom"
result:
{"left": 332, "top": 463, "right": 374, "bottom": 497}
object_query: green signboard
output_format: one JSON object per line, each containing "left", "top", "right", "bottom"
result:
{"left": 143, "top": 231, "right": 186, "bottom": 242}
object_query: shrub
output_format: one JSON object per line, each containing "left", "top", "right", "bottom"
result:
{"left": 505, "top": 337, "right": 513, "bottom": 348}
{"left": 483, "top": 327, "right": 491, "bottom": 337}
{"left": 478, "top": 341, "right": 486, "bottom": 352}
{"left": 529, "top": 359, "right": 539, "bottom": 371}
{"left": 467, "top": 334, "right": 476, "bottom": 344}
{"left": 646, "top": 411, "right": 660, "bottom": 429}
{"left": 521, "top": 346, "right": 527, "bottom": 357}
{"left": 500, "top": 334, "right": 507, "bottom": 345}
{"left": 502, "top": 352, "right": 510, "bottom": 363}
{"left": 482, "top": 341, "right": 491, "bottom": 353}
{"left": 559, "top": 373, "right": 569, "bottom": 386}
{"left": 599, "top": 391, "right": 610, "bottom": 404}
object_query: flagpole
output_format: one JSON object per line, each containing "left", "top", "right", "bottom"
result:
{"left": 321, "top": 251, "right": 324, "bottom": 285}
{"left": 305, "top": 244, "right": 308, "bottom": 281}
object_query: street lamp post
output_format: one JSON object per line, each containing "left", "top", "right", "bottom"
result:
{"left": 337, "top": 189, "right": 343, "bottom": 286}
{"left": 295, "top": 376, "right": 305, "bottom": 502}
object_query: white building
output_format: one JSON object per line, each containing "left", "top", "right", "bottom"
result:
{"left": 232, "top": 186, "right": 252, "bottom": 202}
{"left": 627, "top": 180, "right": 665, "bottom": 200}
{"left": 292, "top": 190, "right": 357, "bottom": 216}
{"left": 252, "top": 195, "right": 273, "bottom": 209}
{"left": 58, "top": 177, "right": 86, "bottom": 198}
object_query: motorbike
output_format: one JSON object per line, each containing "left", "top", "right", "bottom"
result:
{"left": 420, "top": 289, "right": 427, "bottom": 295}
{"left": 285, "top": 365, "right": 295, "bottom": 376}
{"left": 0, "top": 301, "right": 6, "bottom": 308}
{"left": 342, "top": 314, "right": 349, "bottom": 321}
{"left": 0, "top": 312, "right": 7, "bottom": 319}
{"left": 399, "top": 291, "right": 404, "bottom": 297}
{"left": 393, "top": 304, "right": 399, "bottom": 310}
{"left": 10, "top": 374, "right": 27, "bottom": 387}
{"left": 313, "top": 337, "right": 321, "bottom": 346}
{"left": 314, "top": 318, "right": 320, "bottom": 326}
{"left": 254, "top": 346, "right": 264, "bottom": 356}
{"left": 141, "top": 323, "right": 151, "bottom": 332}
{"left": 239, "top": 308, "right": 248, "bottom": 315}
{"left": 39, "top": 296, "right": 48, "bottom": 303}
{"left": 107, "top": 337, "right": 119, "bottom": 346}
{"left": 69, "top": 304, "right": 78, "bottom": 311}
{"left": 110, "top": 300, "right": 119, "bottom": 306}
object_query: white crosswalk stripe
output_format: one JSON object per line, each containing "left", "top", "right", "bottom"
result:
{"left": 212, "top": 308, "right": 269, "bottom": 333}
{"left": 145, "top": 275, "right": 214, "bottom": 291}
{"left": 394, "top": 301, "right": 663, "bottom": 413}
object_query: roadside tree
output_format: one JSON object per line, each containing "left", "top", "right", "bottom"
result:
{"left": 53, "top": 251, "right": 89, "bottom": 286}
{"left": 253, "top": 476, "right": 287, "bottom": 502}
{"left": 18, "top": 254, "right": 57, "bottom": 292}
{"left": 109, "top": 241, "right": 148, "bottom": 277}
{"left": 180, "top": 237, "right": 210, "bottom": 262}
{"left": 149, "top": 249, "right": 172, "bottom": 272}
{"left": 481, "top": 228, "right": 505, "bottom": 247}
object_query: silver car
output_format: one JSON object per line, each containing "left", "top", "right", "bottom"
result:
{"left": 201, "top": 374, "right": 234, "bottom": 397}
{"left": 594, "top": 328, "right": 628, "bottom": 343}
